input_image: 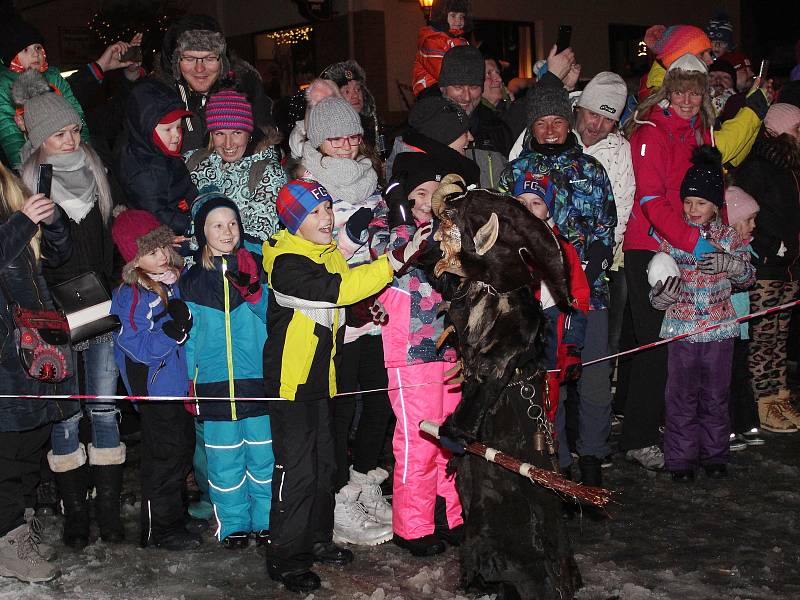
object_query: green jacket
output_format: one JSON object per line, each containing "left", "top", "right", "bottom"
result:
{"left": 0, "top": 66, "right": 89, "bottom": 168}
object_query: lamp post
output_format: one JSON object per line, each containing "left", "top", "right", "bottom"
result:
{"left": 418, "top": 0, "right": 434, "bottom": 23}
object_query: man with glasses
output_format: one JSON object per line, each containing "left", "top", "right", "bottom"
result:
{"left": 157, "top": 15, "right": 272, "bottom": 152}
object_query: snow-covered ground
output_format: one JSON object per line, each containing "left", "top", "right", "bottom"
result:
{"left": 1, "top": 432, "right": 797, "bottom": 599}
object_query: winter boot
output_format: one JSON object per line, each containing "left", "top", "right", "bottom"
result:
{"left": 775, "top": 389, "right": 800, "bottom": 428}
{"left": 0, "top": 523, "right": 58, "bottom": 583}
{"left": 348, "top": 466, "right": 392, "bottom": 525}
{"left": 88, "top": 444, "right": 126, "bottom": 543}
{"left": 140, "top": 497, "right": 202, "bottom": 551}
{"left": 311, "top": 541, "right": 354, "bottom": 566}
{"left": 34, "top": 478, "right": 60, "bottom": 516}
{"left": 578, "top": 455, "right": 603, "bottom": 488}
{"left": 23, "top": 508, "right": 55, "bottom": 560}
{"left": 48, "top": 446, "right": 90, "bottom": 550}
{"left": 393, "top": 533, "right": 446, "bottom": 557}
{"left": 757, "top": 395, "right": 798, "bottom": 433}
{"left": 332, "top": 483, "right": 393, "bottom": 546}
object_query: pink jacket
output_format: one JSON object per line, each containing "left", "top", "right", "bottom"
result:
{"left": 624, "top": 106, "right": 712, "bottom": 253}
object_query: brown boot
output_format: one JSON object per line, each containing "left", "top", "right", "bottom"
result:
{"left": 774, "top": 389, "right": 800, "bottom": 428}
{"left": 757, "top": 395, "right": 798, "bottom": 433}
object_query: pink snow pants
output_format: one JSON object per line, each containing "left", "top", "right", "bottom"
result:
{"left": 387, "top": 362, "right": 463, "bottom": 540}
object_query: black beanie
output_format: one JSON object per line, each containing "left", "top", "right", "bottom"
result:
{"left": 680, "top": 146, "right": 724, "bottom": 207}
{"left": 0, "top": 15, "right": 45, "bottom": 67}
{"left": 190, "top": 188, "right": 245, "bottom": 251}
{"left": 708, "top": 58, "right": 736, "bottom": 86}
{"left": 392, "top": 150, "right": 450, "bottom": 197}
{"left": 526, "top": 78, "right": 574, "bottom": 126}
{"left": 438, "top": 45, "right": 484, "bottom": 87}
{"left": 408, "top": 96, "right": 469, "bottom": 146}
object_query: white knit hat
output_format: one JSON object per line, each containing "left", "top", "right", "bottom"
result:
{"left": 647, "top": 252, "right": 681, "bottom": 288}
{"left": 306, "top": 97, "right": 363, "bottom": 149}
{"left": 667, "top": 53, "right": 708, "bottom": 74}
{"left": 576, "top": 72, "right": 628, "bottom": 121}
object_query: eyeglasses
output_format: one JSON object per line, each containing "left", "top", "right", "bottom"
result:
{"left": 179, "top": 55, "right": 220, "bottom": 67}
{"left": 326, "top": 134, "right": 362, "bottom": 148}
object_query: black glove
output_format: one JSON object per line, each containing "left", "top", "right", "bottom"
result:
{"left": 167, "top": 298, "right": 191, "bottom": 326}
{"left": 384, "top": 178, "right": 414, "bottom": 229}
{"left": 559, "top": 344, "right": 583, "bottom": 382}
{"left": 345, "top": 206, "right": 373, "bottom": 242}
{"left": 650, "top": 275, "right": 682, "bottom": 311}
{"left": 439, "top": 435, "right": 466, "bottom": 456}
{"left": 583, "top": 240, "right": 613, "bottom": 288}
{"left": 745, "top": 88, "right": 769, "bottom": 120}
{"left": 163, "top": 319, "right": 190, "bottom": 344}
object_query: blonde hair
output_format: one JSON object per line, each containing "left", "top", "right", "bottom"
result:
{"left": 200, "top": 245, "right": 215, "bottom": 270}
{"left": 623, "top": 70, "right": 715, "bottom": 138}
{"left": 0, "top": 162, "right": 41, "bottom": 260}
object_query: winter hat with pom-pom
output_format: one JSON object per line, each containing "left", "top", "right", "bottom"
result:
{"left": 680, "top": 145, "right": 724, "bottom": 207}
{"left": 645, "top": 25, "right": 712, "bottom": 68}
{"left": 724, "top": 186, "right": 759, "bottom": 230}
{"left": 305, "top": 97, "right": 363, "bottom": 149}
{"left": 11, "top": 70, "right": 80, "bottom": 152}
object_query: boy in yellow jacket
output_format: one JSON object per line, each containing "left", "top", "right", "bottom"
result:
{"left": 262, "top": 179, "right": 431, "bottom": 593}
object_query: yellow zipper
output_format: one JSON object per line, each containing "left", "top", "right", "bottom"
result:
{"left": 222, "top": 259, "right": 236, "bottom": 420}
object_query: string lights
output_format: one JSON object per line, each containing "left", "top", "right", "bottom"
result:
{"left": 266, "top": 25, "right": 313, "bottom": 46}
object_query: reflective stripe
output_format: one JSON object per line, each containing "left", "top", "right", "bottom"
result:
{"left": 213, "top": 503, "right": 221, "bottom": 540}
{"left": 278, "top": 470, "right": 285, "bottom": 502}
{"left": 208, "top": 474, "right": 247, "bottom": 493}
{"left": 246, "top": 471, "right": 272, "bottom": 485}
{"left": 222, "top": 260, "right": 237, "bottom": 420}
{"left": 205, "top": 441, "right": 245, "bottom": 450}
{"left": 396, "top": 368, "right": 409, "bottom": 485}
{"left": 146, "top": 500, "right": 152, "bottom": 543}
{"left": 243, "top": 439, "right": 272, "bottom": 445}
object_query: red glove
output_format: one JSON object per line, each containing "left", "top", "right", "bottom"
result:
{"left": 557, "top": 344, "right": 582, "bottom": 383}
{"left": 225, "top": 248, "right": 263, "bottom": 303}
{"left": 369, "top": 298, "right": 389, "bottom": 325}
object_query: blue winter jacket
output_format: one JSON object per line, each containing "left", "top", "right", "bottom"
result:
{"left": 180, "top": 252, "right": 269, "bottom": 420}
{"left": 111, "top": 283, "right": 189, "bottom": 399}
{"left": 499, "top": 133, "right": 617, "bottom": 309}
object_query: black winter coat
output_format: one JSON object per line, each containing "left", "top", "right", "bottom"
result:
{"left": 118, "top": 78, "right": 197, "bottom": 235}
{"left": 0, "top": 210, "right": 78, "bottom": 432}
{"left": 734, "top": 136, "right": 800, "bottom": 281}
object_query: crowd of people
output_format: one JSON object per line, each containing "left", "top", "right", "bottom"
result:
{"left": 1, "top": 1, "right": 799, "bottom": 597}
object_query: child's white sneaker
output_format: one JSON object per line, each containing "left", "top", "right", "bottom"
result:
{"left": 348, "top": 466, "right": 392, "bottom": 525}
{"left": 333, "top": 484, "right": 393, "bottom": 546}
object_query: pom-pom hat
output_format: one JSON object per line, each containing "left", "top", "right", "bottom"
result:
{"left": 680, "top": 145, "right": 724, "bottom": 207}
{"left": 645, "top": 24, "right": 712, "bottom": 68}
{"left": 11, "top": 70, "right": 80, "bottom": 152}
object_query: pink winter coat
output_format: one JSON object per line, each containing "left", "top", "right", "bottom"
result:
{"left": 624, "top": 106, "right": 712, "bottom": 253}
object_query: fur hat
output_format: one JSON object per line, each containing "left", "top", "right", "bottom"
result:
{"left": 0, "top": 14, "right": 45, "bottom": 67}
{"left": 438, "top": 45, "right": 484, "bottom": 88}
{"left": 305, "top": 97, "right": 363, "bottom": 149}
{"left": 111, "top": 207, "right": 183, "bottom": 283}
{"left": 680, "top": 145, "right": 724, "bottom": 207}
{"left": 190, "top": 186, "right": 245, "bottom": 250}
{"left": 645, "top": 24, "right": 712, "bottom": 68}
{"left": 12, "top": 70, "right": 81, "bottom": 152}
{"left": 430, "top": 0, "right": 473, "bottom": 33}
{"left": 576, "top": 72, "right": 628, "bottom": 122}
{"left": 320, "top": 59, "right": 376, "bottom": 119}
{"left": 526, "top": 78, "right": 574, "bottom": 127}
{"left": 277, "top": 179, "right": 333, "bottom": 235}
{"left": 408, "top": 96, "right": 470, "bottom": 145}
{"left": 171, "top": 29, "right": 230, "bottom": 83}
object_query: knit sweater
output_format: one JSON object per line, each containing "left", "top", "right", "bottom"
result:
{"left": 659, "top": 218, "right": 755, "bottom": 343}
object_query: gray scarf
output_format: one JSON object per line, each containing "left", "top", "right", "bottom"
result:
{"left": 48, "top": 147, "right": 97, "bottom": 223}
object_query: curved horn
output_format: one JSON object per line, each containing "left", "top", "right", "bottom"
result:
{"left": 431, "top": 173, "right": 467, "bottom": 218}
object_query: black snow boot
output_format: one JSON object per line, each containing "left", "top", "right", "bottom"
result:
{"left": 34, "top": 477, "right": 60, "bottom": 517}
{"left": 578, "top": 455, "right": 603, "bottom": 488}
{"left": 140, "top": 496, "right": 201, "bottom": 550}
{"left": 49, "top": 448, "right": 90, "bottom": 550}
{"left": 393, "top": 533, "right": 446, "bottom": 557}
{"left": 89, "top": 444, "right": 126, "bottom": 543}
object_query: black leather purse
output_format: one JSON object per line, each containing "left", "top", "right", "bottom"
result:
{"left": 50, "top": 272, "right": 120, "bottom": 344}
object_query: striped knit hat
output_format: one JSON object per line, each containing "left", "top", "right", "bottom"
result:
{"left": 205, "top": 90, "right": 254, "bottom": 132}
{"left": 276, "top": 179, "right": 333, "bottom": 234}
{"left": 645, "top": 25, "right": 712, "bottom": 68}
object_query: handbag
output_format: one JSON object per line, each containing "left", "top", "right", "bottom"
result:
{"left": 0, "top": 278, "right": 73, "bottom": 383}
{"left": 50, "top": 272, "right": 120, "bottom": 344}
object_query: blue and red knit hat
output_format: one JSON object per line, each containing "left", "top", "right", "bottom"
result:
{"left": 513, "top": 172, "right": 555, "bottom": 214}
{"left": 277, "top": 179, "right": 333, "bottom": 234}
{"left": 205, "top": 89, "right": 254, "bottom": 132}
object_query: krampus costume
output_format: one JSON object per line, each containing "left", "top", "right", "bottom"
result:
{"left": 431, "top": 176, "right": 581, "bottom": 599}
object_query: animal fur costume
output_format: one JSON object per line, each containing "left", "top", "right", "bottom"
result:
{"left": 430, "top": 176, "right": 581, "bottom": 599}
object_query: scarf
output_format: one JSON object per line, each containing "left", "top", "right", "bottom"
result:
{"left": 301, "top": 145, "right": 378, "bottom": 205}
{"left": 147, "top": 269, "right": 178, "bottom": 285}
{"left": 48, "top": 147, "right": 97, "bottom": 224}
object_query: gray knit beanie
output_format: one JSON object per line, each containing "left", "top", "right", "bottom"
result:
{"left": 171, "top": 29, "right": 230, "bottom": 81}
{"left": 306, "top": 97, "right": 363, "bottom": 149}
{"left": 576, "top": 72, "right": 628, "bottom": 122}
{"left": 438, "top": 45, "right": 484, "bottom": 88}
{"left": 527, "top": 79, "right": 574, "bottom": 126}
{"left": 12, "top": 70, "right": 81, "bottom": 152}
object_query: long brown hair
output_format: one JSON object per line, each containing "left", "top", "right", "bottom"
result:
{"left": 623, "top": 69, "right": 715, "bottom": 138}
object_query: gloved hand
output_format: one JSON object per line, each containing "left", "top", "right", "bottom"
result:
{"left": 384, "top": 177, "right": 414, "bottom": 229}
{"left": 698, "top": 252, "right": 746, "bottom": 277}
{"left": 163, "top": 298, "right": 192, "bottom": 345}
{"left": 650, "top": 275, "right": 681, "bottom": 310}
{"left": 345, "top": 206, "right": 373, "bottom": 242}
{"left": 558, "top": 344, "right": 582, "bottom": 383}
{"left": 225, "top": 248, "right": 263, "bottom": 303}
{"left": 387, "top": 223, "right": 433, "bottom": 274}
{"left": 345, "top": 297, "right": 374, "bottom": 328}
{"left": 439, "top": 435, "right": 466, "bottom": 456}
{"left": 583, "top": 240, "right": 613, "bottom": 288}
{"left": 369, "top": 298, "right": 389, "bottom": 325}
{"left": 745, "top": 87, "right": 769, "bottom": 120}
